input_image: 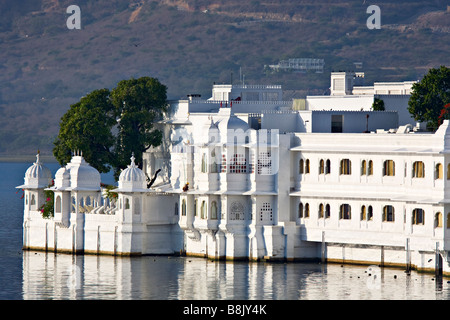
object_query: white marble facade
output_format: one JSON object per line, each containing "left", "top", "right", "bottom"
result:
{"left": 19, "top": 74, "right": 450, "bottom": 275}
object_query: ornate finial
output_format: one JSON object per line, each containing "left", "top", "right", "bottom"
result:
{"left": 36, "top": 150, "right": 40, "bottom": 164}
{"left": 130, "top": 153, "right": 136, "bottom": 166}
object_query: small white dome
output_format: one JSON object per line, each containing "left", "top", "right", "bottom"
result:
{"left": 23, "top": 153, "right": 52, "bottom": 188}
{"left": 54, "top": 166, "right": 70, "bottom": 189}
{"left": 118, "top": 154, "right": 147, "bottom": 191}
{"left": 66, "top": 154, "right": 101, "bottom": 190}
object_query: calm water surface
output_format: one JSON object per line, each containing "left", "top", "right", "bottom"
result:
{"left": 1, "top": 162, "right": 450, "bottom": 300}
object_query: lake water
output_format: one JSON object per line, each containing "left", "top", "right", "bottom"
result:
{"left": 2, "top": 161, "right": 450, "bottom": 301}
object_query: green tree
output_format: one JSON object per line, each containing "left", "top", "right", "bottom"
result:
{"left": 372, "top": 97, "right": 385, "bottom": 111}
{"left": 53, "top": 77, "right": 168, "bottom": 180}
{"left": 408, "top": 66, "right": 450, "bottom": 130}
{"left": 53, "top": 89, "right": 116, "bottom": 173}
{"left": 110, "top": 77, "right": 167, "bottom": 179}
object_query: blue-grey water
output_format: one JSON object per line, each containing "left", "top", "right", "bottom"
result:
{"left": 2, "top": 161, "right": 450, "bottom": 300}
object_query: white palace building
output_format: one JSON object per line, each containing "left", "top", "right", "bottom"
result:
{"left": 18, "top": 72, "right": 450, "bottom": 276}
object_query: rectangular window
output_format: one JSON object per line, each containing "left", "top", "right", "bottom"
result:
{"left": 340, "top": 159, "right": 351, "bottom": 175}
{"left": 383, "top": 205, "right": 395, "bottom": 222}
{"left": 412, "top": 208, "right": 425, "bottom": 225}
{"left": 413, "top": 161, "right": 425, "bottom": 178}
{"left": 340, "top": 204, "right": 351, "bottom": 220}
{"left": 383, "top": 160, "right": 395, "bottom": 176}
{"left": 331, "top": 115, "right": 343, "bottom": 133}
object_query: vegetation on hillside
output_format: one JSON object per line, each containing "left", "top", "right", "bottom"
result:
{"left": 0, "top": 0, "right": 449, "bottom": 156}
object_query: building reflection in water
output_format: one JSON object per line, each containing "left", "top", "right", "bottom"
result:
{"left": 22, "top": 251, "right": 450, "bottom": 300}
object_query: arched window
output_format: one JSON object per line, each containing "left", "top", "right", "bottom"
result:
{"left": 305, "top": 159, "right": 310, "bottom": 174}
{"left": 447, "top": 164, "right": 450, "bottom": 180}
{"left": 210, "top": 201, "right": 218, "bottom": 220}
{"left": 319, "top": 160, "right": 325, "bottom": 174}
{"left": 304, "top": 203, "right": 310, "bottom": 218}
{"left": 361, "top": 160, "right": 367, "bottom": 176}
{"left": 368, "top": 160, "right": 373, "bottom": 175}
{"left": 201, "top": 201, "right": 206, "bottom": 219}
{"left": 383, "top": 160, "right": 395, "bottom": 176}
{"left": 447, "top": 213, "right": 450, "bottom": 228}
{"left": 361, "top": 205, "right": 366, "bottom": 220}
{"left": 181, "top": 199, "right": 186, "bottom": 216}
{"left": 299, "top": 159, "right": 304, "bottom": 174}
{"left": 71, "top": 196, "right": 76, "bottom": 213}
{"left": 230, "top": 202, "right": 244, "bottom": 221}
{"left": 201, "top": 154, "right": 207, "bottom": 173}
{"left": 435, "top": 163, "right": 443, "bottom": 179}
{"left": 325, "top": 159, "right": 331, "bottom": 174}
{"left": 55, "top": 195, "right": 62, "bottom": 213}
{"left": 318, "top": 203, "right": 324, "bottom": 218}
{"left": 325, "top": 204, "right": 331, "bottom": 218}
{"left": 298, "top": 202, "right": 303, "bottom": 218}
{"left": 125, "top": 198, "right": 130, "bottom": 210}
{"left": 30, "top": 194, "right": 36, "bottom": 210}
{"left": 340, "top": 159, "right": 351, "bottom": 175}
{"left": 383, "top": 205, "right": 395, "bottom": 222}
{"left": 210, "top": 149, "right": 218, "bottom": 173}
{"left": 435, "top": 212, "right": 442, "bottom": 228}
{"left": 194, "top": 199, "right": 197, "bottom": 216}
{"left": 412, "top": 208, "right": 425, "bottom": 225}
{"left": 368, "top": 205, "right": 373, "bottom": 220}
{"left": 413, "top": 161, "right": 425, "bottom": 178}
{"left": 339, "top": 204, "right": 351, "bottom": 220}
{"left": 175, "top": 202, "right": 179, "bottom": 216}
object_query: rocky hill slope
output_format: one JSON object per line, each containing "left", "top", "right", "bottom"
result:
{"left": 0, "top": 0, "right": 449, "bottom": 156}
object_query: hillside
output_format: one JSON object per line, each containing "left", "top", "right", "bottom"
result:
{"left": 0, "top": 0, "right": 449, "bottom": 157}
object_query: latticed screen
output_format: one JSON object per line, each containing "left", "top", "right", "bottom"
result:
{"left": 229, "top": 154, "right": 247, "bottom": 173}
{"left": 257, "top": 152, "right": 272, "bottom": 174}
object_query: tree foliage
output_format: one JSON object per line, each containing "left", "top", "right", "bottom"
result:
{"left": 408, "top": 66, "right": 450, "bottom": 130}
{"left": 53, "top": 77, "right": 167, "bottom": 180}
{"left": 110, "top": 77, "right": 167, "bottom": 177}
{"left": 53, "top": 88, "right": 116, "bottom": 173}
{"left": 372, "top": 97, "right": 385, "bottom": 111}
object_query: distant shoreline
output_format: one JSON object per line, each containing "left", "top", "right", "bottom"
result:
{"left": 0, "top": 155, "right": 57, "bottom": 163}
